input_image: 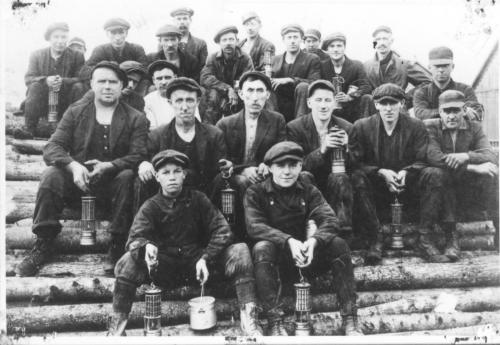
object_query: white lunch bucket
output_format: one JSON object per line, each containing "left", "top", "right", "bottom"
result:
{"left": 188, "top": 296, "right": 217, "bottom": 330}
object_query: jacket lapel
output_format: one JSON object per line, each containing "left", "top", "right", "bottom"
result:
{"left": 80, "top": 102, "right": 96, "bottom": 161}
{"left": 305, "top": 114, "right": 320, "bottom": 148}
{"left": 195, "top": 121, "right": 208, "bottom": 169}
{"left": 252, "top": 110, "right": 270, "bottom": 153}
{"left": 234, "top": 111, "right": 246, "bottom": 160}
{"left": 109, "top": 103, "right": 127, "bottom": 152}
{"left": 372, "top": 115, "right": 381, "bottom": 163}
{"left": 290, "top": 50, "right": 305, "bottom": 76}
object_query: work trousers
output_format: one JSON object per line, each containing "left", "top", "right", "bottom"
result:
{"left": 323, "top": 173, "right": 354, "bottom": 232}
{"left": 268, "top": 82, "right": 309, "bottom": 122}
{"left": 333, "top": 94, "right": 376, "bottom": 123}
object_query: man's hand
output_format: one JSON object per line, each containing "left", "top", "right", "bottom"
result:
{"left": 444, "top": 153, "right": 469, "bottom": 170}
{"left": 121, "top": 88, "right": 133, "bottom": 96}
{"left": 218, "top": 159, "right": 234, "bottom": 177}
{"left": 257, "top": 162, "right": 270, "bottom": 180}
{"left": 378, "top": 168, "right": 403, "bottom": 194}
{"left": 138, "top": 161, "right": 155, "bottom": 183}
{"left": 271, "top": 77, "right": 294, "bottom": 91}
{"left": 320, "top": 129, "right": 347, "bottom": 154}
{"left": 145, "top": 243, "right": 159, "bottom": 273}
{"left": 46, "top": 75, "right": 62, "bottom": 91}
{"left": 241, "top": 166, "right": 262, "bottom": 184}
{"left": 67, "top": 161, "right": 90, "bottom": 193}
{"left": 396, "top": 169, "right": 408, "bottom": 188}
{"left": 288, "top": 238, "right": 306, "bottom": 267}
{"left": 195, "top": 258, "right": 209, "bottom": 284}
{"left": 298, "top": 237, "right": 317, "bottom": 268}
{"left": 228, "top": 88, "right": 239, "bottom": 106}
{"left": 469, "top": 162, "right": 499, "bottom": 177}
{"left": 335, "top": 92, "right": 352, "bottom": 103}
{"left": 85, "top": 159, "right": 115, "bottom": 181}
{"left": 464, "top": 107, "right": 481, "bottom": 121}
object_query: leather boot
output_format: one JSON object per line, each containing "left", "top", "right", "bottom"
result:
{"left": 443, "top": 223, "right": 460, "bottom": 262}
{"left": 342, "top": 315, "right": 363, "bottom": 336}
{"left": 107, "top": 312, "right": 128, "bottom": 336}
{"left": 13, "top": 126, "right": 35, "bottom": 140}
{"left": 268, "top": 318, "right": 289, "bottom": 336}
{"left": 365, "top": 233, "right": 383, "bottom": 265}
{"left": 240, "top": 302, "right": 263, "bottom": 336}
{"left": 15, "top": 236, "right": 55, "bottom": 277}
{"left": 417, "top": 229, "right": 450, "bottom": 263}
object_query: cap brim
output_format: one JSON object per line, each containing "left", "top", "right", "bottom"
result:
{"left": 155, "top": 158, "right": 187, "bottom": 170}
{"left": 270, "top": 154, "right": 303, "bottom": 164}
{"left": 439, "top": 101, "right": 464, "bottom": 109}
{"left": 375, "top": 96, "right": 403, "bottom": 103}
{"left": 304, "top": 34, "right": 319, "bottom": 41}
{"left": 106, "top": 25, "right": 128, "bottom": 31}
{"left": 429, "top": 58, "right": 453, "bottom": 65}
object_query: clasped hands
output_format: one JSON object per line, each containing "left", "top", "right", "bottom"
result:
{"left": 378, "top": 168, "right": 407, "bottom": 194}
{"left": 288, "top": 237, "right": 317, "bottom": 268}
{"left": 67, "top": 160, "right": 114, "bottom": 193}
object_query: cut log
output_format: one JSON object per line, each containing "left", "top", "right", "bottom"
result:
{"left": 389, "top": 323, "right": 500, "bottom": 336}
{"left": 6, "top": 145, "right": 45, "bottom": 163}
{"left": 380, "top": 221, "right": 496, "bottom": 237}
{"left": 9, "top": 138, "right": 47, "bottom": 155}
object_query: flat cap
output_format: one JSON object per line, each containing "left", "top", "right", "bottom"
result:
{"left": 239, "top": 71, "right": 272, "bottom": 91}
{"left": 44, "top": 22, "right": 69, "bottom": 41}
{"left": 68, "top": 37, "right": 86, "bottom": 48}
{"left": 308, "top": 79, "right": 335, "bottom": 97}
{"left": 281, "top": 23, "right": 304, "bottom": 37}
{"left": 429, "top": 46, "right": 454, "bottom": 65}
{"left": 119, "top": 60, "right": 147, "bottom": 77}
{"left": 214, "top": 25, "right": 238, "bottom": 43}
{"left": 304, "top": 29, "right": 321, "bottom": 41}
{"left": 147, "top": 60, "right": 179, "bottom": 78}
{"left": 156, "top": 24, "right": 182, "bottom": 37}
{"left": 165, "top": 77, "right": 202, "bottom": 99}
{"left": 91, "top": 60, "right": 128, "bottom": 86}
{"left": 103, "top": 18, "right": 130, "bottom": 31}
{"left": 439, "top": 90, "right": 465, "bottom": 109}
{"left": 242, "top": 11, "right": 260, "bottom": 24}
{"left": 152, "top": 149, "right": 190, "bottom": 170}
{"left": 321, "top": 32, "right": 346, "bottom": 50}
{"left": 264, "top": 141, "right": 304, "bottom": 165}
{"left": 372, "top": 25, "right": 392, "bottom": 37}
{"left": 170, "top": 7, "right": 194, "bottom": 17}
{"left": 373, "top": 83, "right": 405, "bottom": 102}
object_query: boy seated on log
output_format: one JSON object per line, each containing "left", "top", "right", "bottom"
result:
{"left": 109, "top": 149, "right": 262, "bottom": 336}
{"left": 244, "top": 141, "right": 363, "bottom": 336}
{"left": 424, "top": 90, "right": 499, "bottom": 255}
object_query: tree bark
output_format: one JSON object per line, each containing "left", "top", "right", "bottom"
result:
{"left": 8, "top": 138, "right": 47, "bottom": 155}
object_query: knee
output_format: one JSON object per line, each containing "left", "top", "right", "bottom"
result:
{"left": 224, "top": 243, "right": 253, "bottom": 277}
{"left": 328, "top": 236, "right": 351, "bottom": 258}
{"left": 359, "top": 94, "right": 373, "bottom": 103}
{"left": 327, "top": 173, "right": 352, "bottom": 196}
{"left": 234, "top": 174, "right": 252, "bottom": 190}
{"left": 39, "top": 166, "right": 66, "bottom": 191}
{"left": 420, "top": 167, "right": 447, "bottom": 187}
{"left": 351, "top": 169, "right": 369, "bottom": 189}
{"left": 294, "top": 82, "right": 309, "bottom": 96}
{"left": 114, "top": 251, "right": 142, "bottom": 280}
{"left": 27, "top": 81, "right": 46, "bottom": 96}
{"left": 299, "top": 171, "right": 316, "bottom": 186}
{"left": 252, "top": 240, "right": 277, "bottom": 264}
{"left": 115, "top": 169, "right": 135, "bottom": 184}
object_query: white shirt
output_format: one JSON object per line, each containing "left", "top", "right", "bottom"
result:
{"left": 144, "top": 91, "right": 201, "bottom": 130}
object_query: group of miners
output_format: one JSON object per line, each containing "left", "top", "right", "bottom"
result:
{"left": 12, "top": 7, "right": 499, "bottom": 337}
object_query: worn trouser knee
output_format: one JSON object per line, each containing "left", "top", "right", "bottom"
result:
{"left": 294, "top": 82, "right": 309, "bottom": 118}
{"left": 113, "top": 251, "right": 148, "bottom": 314}
{"left": 225, "top": 242, "right": 256, "bottom": 305}
{"left": 25, "top": 81, "right": 48, "bottom": 129}
{"left": 419, "top": 167, "right": 448, "bottom": 226}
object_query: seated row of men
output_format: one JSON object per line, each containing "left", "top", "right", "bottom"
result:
{"left": 15, "top": 7, "right": 484, "bottom": 140}
{"left": 14, "top": 59, "right": 498, "bottom": 335}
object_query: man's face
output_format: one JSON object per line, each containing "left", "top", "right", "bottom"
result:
{"left": 304, "top": 37, "right": 320, "bottom": 52}
{"left": 49, "top": 30, "right": 69, "bottom": 53}
{"left": 283, "top": 31, "right": 302, "bottom": 53}
{"left": 326, "top": 40, "right": 345, "bottom": 61}
{"left": 91, "top": 68, "right": 123, "bottom": 106}
{"left": 107, "top": 28, "right": 128, "bottom": 49}
{"left": 219, "top": 32, "right": 237, "bottom": 55}
{"left": 375, "top": 99, "right": 403, "bottom": 125}
{"left": 239, "top": 79, "right": 269, "bottom": 114}
{"left": 430, "top": 63, "right": 454, "bottom": 84}
{"left": 68, "top": 43, "right": 86, "bottom": 55}
{"left": 169, "top": 89, "right": 199, "bottom": 122}
{"left": 244, "top": 19, "right": 261, "bottom": 38}
{"left": 153, "top": 68, "right": 176, "bottom": 95}
{"left": 155, "top": 163, "right": 186, "bottom": 197}
{"left": 270, "top": 160, "right": 302, "bottom": 188}
{"left": 159, "top": 35, "right": 180, "bottom": 53}
{"left": 373, "top": 31, "right": 393, "bottom": 55}
{"left": 126, "top": 72, "right": 142, "bottom": 91}
{"left": 439, "top": 106, "right": 464, "bottom": 130}
{"left": 307, "top": 88, "right": 336, "bottom": 122}
{"left": 174, "top": 15, "right": 192, "bottom": 33}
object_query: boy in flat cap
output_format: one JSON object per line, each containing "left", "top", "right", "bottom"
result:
{"left": 239, "top": 12, "right": 275, "bottom": 72}
{"left": 109, "top": 149, "right": 262, "bottom": 336}
{"left": 269, "top": 24, "right": 321, "bottom": 122}
{"left": 15, "top": 61, "right": 149, "bottom": 277}
{"left": 15, "top": 22, "right": 85, "bottom": 139}
{"left": 303, "top": 29, "right": 330, "bottom": 62}
{"left": 68, "top": 37, "right": 86, "bottom": 55}
{"left": 414, "top": 46, "right": 484, "bottom": 121}
{"left": 244, "top": 141, "right": 362, "bottom": 336}
{"left": 424, "top": 90, "right": 499, "bottom": 254}
{"left": 200, "top": 25, "right": 254, "bottom": 124}
{"left": 171, "top": 7, "right": 208, "bottom": 72}
{"left": 320, "top": 32, "right": 374, "bottom": 122}
{"left": 349, "top": 83, "right": 446, "bottom": 264}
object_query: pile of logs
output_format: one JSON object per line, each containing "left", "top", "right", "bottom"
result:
{"left": 4, "top": 135, "right": 500, "bottom": 339}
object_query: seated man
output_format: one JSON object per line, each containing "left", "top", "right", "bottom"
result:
{"left": 244, "top": 141, "right": 362, "bottom": 336}
{"left": 135, "top": 77, "right": 226, "bottom": 212}
{"left": 68, "top": 37, "right": 86, "bottom": 55}
{"left": 425, "top": 90, "right": 499, "bottom": 255}
{"left": 320, "top": 32, "right": 374, "bottom": 122}
{"left": 270, "top": 24, "right": 320, "bottom": 122}
{"left": 287, "top": 80, "right": 354, "bottom": 234}
{"left": 213, "top": 71, "right": 286, "bottom": 240}
{"left": 14, "top": 61, "right": 149, "bottom": 277}
{"left": 200, "top": 25, "right": 254, "bottom": 124}
{"left": 414, "top": 46, "right": 484, "bottom": 121}
{"left": 109, "top": 150, "right": 262, "bottom": 336}
{"left": 303, "top": 29, "right": 330, "bottom": 62}
{"left": 239, "top": 12, "right": 275, "bottom": 72}
{"left": 15, "top": 22, "right": 85, "bottom": 139}
{"left": 348, "top": 83, "right": 445, "bottom": 264}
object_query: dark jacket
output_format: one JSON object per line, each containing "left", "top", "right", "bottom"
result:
{"left": 146, "top": 49, "right": 201, "bottom": 82}
{"left": 349, "top": 113, "right": 428, "bottom": 176}
{"left": 44, "top": 99, "right": 149, "bottom": 171}
{"left": 181, "top": 33, "right": 209, "bottom": 71}
{"left": 148, "top": 119, "right": 227, "bottom": 189}
{"left": 425, "top": 118, "right": 497, "bottom": 169}
{"left": 25, "top": 47, "right": 85, "bottom": 86}
{"left": 244, "top": 178, "right": 339, "bottom": 250}
{"left": 200, "top": 47, "right": 254, "bottom": 92}
{"left": 305, "top": 48, "right": 330, "bottom": 62}
{"left": 216, "top": 109, "right": 286, "bottom": 172}
{"left": 272, "top": 50, "right": 321, "bottom": 86}
{"left": 238, "top": 35, "right": 275, "bottom": 71}
{"left": 319, "top": 56, "right": 372, "bottom": 98}
{"left": 414, "top": 79, "right": 484, "bottom": 120}
{"left": 127, "top": 188, "right": 233, "bottom": 263}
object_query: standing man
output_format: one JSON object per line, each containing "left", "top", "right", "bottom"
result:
{"left": 320, "top": 32, "right": 374, "bottom": 122}
{"left": 14, "top": 61, "right": 149, "bottom": 277}
{"left": 109, "top": 150, "right": 262, "bottom": 336}
{"left": 287, "top": 80, "right": 354, "bottom": 235}
{"left": 414, "top": 46, "right": 484, "bottom": 121}
{"left": 14, "top": 22, "right": 85, "bottom": 139}
{"left": 200, "top": 26, "right": 254, "bottom": 124}
{"left": 171, "top": 7, "right": 208, "bottom": 72}
{"left": 244, "top": 142, "right": 362, "bottom": 336}
{"left": 349, "top": 83, "right": 446, "bottom": 264}
{"left": 303, "top": 29, "right": 330, "bottom": 62}
{"left": 270, "top": 24, "right": 321, "bottom": 122}
{"left": 239, "top": 12, "right": 276, "bottom": 72}
{"left": 425, "top": 90, "right": 499, "bottom": 255}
